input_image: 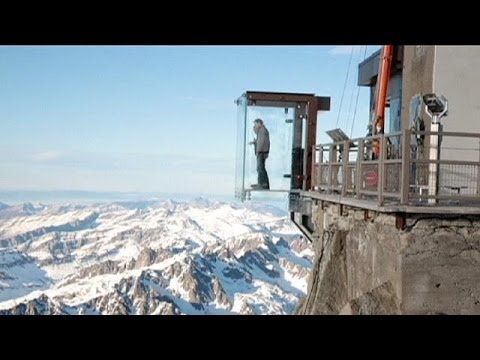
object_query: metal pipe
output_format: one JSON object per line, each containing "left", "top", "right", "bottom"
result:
{"left": 374, "top": 45, "right": 394, "bottom": 134}
{"left": 371, "top": 45, "right": 394, "bottom": 159}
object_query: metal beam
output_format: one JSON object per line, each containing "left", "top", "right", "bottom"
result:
{"left": 305, "top": 97, "right": 318, "bottom": 190}
{"left": 245, "top": 91, "right": 330, "bottom": 111}
{"left": 294, "top": 190, "right": 480, "bottom": 215}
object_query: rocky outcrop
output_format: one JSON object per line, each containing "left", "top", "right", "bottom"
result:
{"left": 0, "top": 294, "right": 65, "bottom": 315}
{"left": 297, "top": 202, "right": 480, "bottom": 315}
{"left": 213, "top": 278, "right": 232, "bottom": 310}
{"left": 347, "top": 281, "right": 400, "bottom": 315}
{"left": 296, "top": 230, "right": 348, "bottom": 315}
{"left": 0, "top": 212, "right": 99, "bottom": 247}
{"left": 59, "top": 259, "right": 121, "bottom": 286}
{"left": 134, "top": 248, "right": 158, "bottom": 268}
{"left": 239, "top": 301, "right": 256, "bottom": 315}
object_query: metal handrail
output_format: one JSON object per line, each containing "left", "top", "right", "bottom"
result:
{"left": 313, "top": 129, "right": 480, "bottom": 206}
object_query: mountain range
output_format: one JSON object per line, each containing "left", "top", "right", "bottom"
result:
{"left": 0, "top": 198, "right": 312, "bottom": 315}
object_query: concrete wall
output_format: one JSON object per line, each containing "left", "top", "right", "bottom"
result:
{"left": 400, "top": 45, "right": 480, "bottom": 160}
{"left": 434, "top": 46, "right": 480, "bottom": 134}
{"left": 297, "top": 203, "right": 480, "bottom": 315}
{"left": 401, "top": 46, "right": 435, "bottom": 131}
{"left": 402, "top": 218, "right": 480, "bottom": 314}
{"left": 434, "top": 46, "right": 480, "bottom": 162}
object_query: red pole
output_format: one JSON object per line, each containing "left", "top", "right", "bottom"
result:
{"left": 372, "top": 45, "right": 394, "bottom": 159}
{"left": 374, "top": 45, "right": 394, "bottom": 134}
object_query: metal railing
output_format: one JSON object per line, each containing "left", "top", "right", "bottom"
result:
{"left": 312, "top": 129, "right": 480, "bottom": 206}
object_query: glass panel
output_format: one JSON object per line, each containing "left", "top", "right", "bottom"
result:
{"left": 234, "top": 95, "right": 247, "bottom": 200}
{"left": 389, "top": 97, "right": 401, "bottom": 133}
{"left": 244, "top": 106, "right": 293, "bottom": 193}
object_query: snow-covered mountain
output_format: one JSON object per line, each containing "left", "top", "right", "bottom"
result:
{"left": 0, "top": 198, "right": 312, "bottom": 315}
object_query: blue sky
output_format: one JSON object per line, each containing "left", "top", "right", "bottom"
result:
{"left": 0, "top": 45, "right": 381, "bottom": 196}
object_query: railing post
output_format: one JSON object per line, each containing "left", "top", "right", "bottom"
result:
{"left": 401, "top": 129, "right": 411, "bottom": 205}
{"left": 428, "top": 124, "right": 441, "bottom": 204}
{"left": 311, "top": 145, "right": 316, "bottom": 191}
{"left": 318, "top": 145, "right": 324, "bottom": 192}
{"left": 378, "top": 135, "right": 386, "bottom": 205}
{"left": 328, "top": 145, "right": 334, "bottom": 194}
{"left": 341, "top": 140, "right": 349, "bottom": 197}
{"left": 356, "top": 139, "right": 364, "bottom": 199}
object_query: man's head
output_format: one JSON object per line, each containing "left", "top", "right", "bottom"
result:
{"left": 253, "top": 118, "right": 264, "bottom": 132}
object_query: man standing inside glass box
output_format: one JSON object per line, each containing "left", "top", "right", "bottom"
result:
{"left": 249, "top": 118, "right": 270, "bottom": 190}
